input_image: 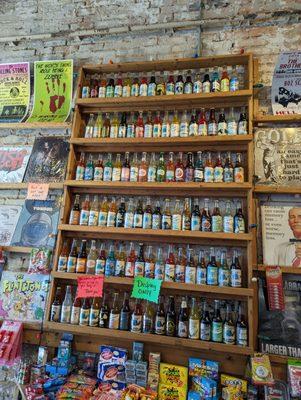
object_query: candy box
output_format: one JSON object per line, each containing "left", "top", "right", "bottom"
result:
{"left": 222, "top": 385, "right": 242, "bottom": 400}
{"left": 98, "top": 363, "right": 126, "bottom": 382}
{"left": 250, "top": 354, "right": 274, "bottom": 386}
{"left": 220, "top": 374, "right": 247, "bottom": 394}
{"left": 191, "top": 376, "right": 217, "bottom": 398}
{"left": 188, "top": 390, "right": 216, "bottom": 400}
{"left": 189, "top": 358, "right": 219, "bottom": 380}
{"left": 159, "top": 363, "right": 188, "bottom": 389}
{"left": 158, "top": 384, "right": 187, "bottom": 400}
{"left": 99, "top": 345, "right": 127, "bottom": 365}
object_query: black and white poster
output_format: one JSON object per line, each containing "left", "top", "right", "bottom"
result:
{"left": 271, "top": 51, "right": 301, "bottom": 115}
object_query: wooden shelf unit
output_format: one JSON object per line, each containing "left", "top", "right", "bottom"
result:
{"left": 0, "top": 122, "right": 71, "bottom": 130}
{"left": 45, "top": 54, "right": 256, "bottom": 358}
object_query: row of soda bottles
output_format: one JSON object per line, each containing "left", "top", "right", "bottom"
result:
{"left": 83, "top": 108, "right": 248, "bottom": 139}
{"left": 75, "top": 151, "right": 245, "bottom": 183}
{"left": 58, "top": 240, "right": 244, "bottom": 288}
{"left": 69, "top": 195, "right": 246, "bottom": 234}
{"left": 81, "top": 65, "right": 245, "bottom": 98}
{"left": 51, "top": 287, "right": 248, "bottom": 346}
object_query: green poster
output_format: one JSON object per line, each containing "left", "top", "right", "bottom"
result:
{"left": 27, "top": 60, "right": 73, "bottom": 123}
{"left": 131, "top": 276, "right": 162, "bottom": 304}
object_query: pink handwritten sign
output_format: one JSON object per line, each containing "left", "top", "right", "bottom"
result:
{"left": 76, "top": 275, "right": 104, "bottom": 299}
{"left": 27, "top": 183, "right": 49, "bottom": 200}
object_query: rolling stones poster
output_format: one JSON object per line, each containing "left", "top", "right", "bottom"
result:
{"left": 27, "top": 60, "right": 73, "bottom": 123}
{"left": 255, "top": 127, "right": 301, "bottom": 186}
{"left": 271, "top": 51, "right": 301, "bottom": 115}
{"left": 0, "top": 62, "right": 30, "bottom": 123}
{"left": 0, "top": 146, "right": 32, "bottom": 183}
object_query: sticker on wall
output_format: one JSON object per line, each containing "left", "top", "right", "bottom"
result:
{"left": 271, "top": 51, "right": 301, "bottom": 115}
{"left": 27, "top": 59, "right": 73, "bottom": 123}
{"left": 0, "top": 62, "right": 30, "bottom": 123}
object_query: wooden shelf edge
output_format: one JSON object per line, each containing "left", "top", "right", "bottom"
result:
{"left": 254, "top": 185, "right": 301, "bottom": 194}
{"left": 0, "top": 182, "right": 64, "bottom": 190}
{"left": 269, "top": 354, "right": 301, "bottom": 364}
{"left": 254, "top": 114, "right": 301, "bottom": 124}
{"left": 44, "top": 321, "right": 253, "bottom": 355}
{"left": 1, "top": 245, "right": 32, "bottom": 253}
{"left": 254, "top": 264, "right": 301, "bottom": 274}
{"left": 58, "top": 225, "right": 252, "bottom": 242}
{"left": 0, "top": 122, "right": 71, "bottom": 129}
{"left": 51, "top": 271, "right": 254, "bottom": 297}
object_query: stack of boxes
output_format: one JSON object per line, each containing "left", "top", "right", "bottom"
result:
{"left": 45, "top": 334, "right": 74, "bottom": 376}
{"left": 158, "top": 363, "right": 188, "bottom": 400}
{"left": 188, "top": 358, "right": 219, "bottom": 400}
{"left": 97, "top": 345, "right": 127, "bottom": 391}
{"left": 147, "top": 352, "right": 161, "bottom": 392}
{"left": 125, "top": 342, "right": 148, "bottom": 387}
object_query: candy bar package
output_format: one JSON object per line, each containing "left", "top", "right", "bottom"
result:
{"left": 159, "top": 363, "right": 188, "bottom": 389}
{"left": 98, "top": 363, "right": 126, "bottom": 383}
{"left": 189, "top": 358, "right": 219, "bottom": 380}
{"left": 250, "top": 353, "right": 274, "bottom": 385}
{"left": 99, "top": 345, "right": 127, "bottom": 365}
{"left": 264, "top": 380, "right": 290, "bottom": 400}
{"left": 288, "top": 359, "right": 301, "bottom": 398}
{"left": 158, "top": 384, "right": 187, "bottom": 400}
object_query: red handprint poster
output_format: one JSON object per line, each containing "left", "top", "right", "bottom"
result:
{"left": 27, "top": 60, "right": 73, "bottom": 123}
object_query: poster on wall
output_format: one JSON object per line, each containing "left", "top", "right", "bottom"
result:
{"left": 0, "top": 62, "right": 30, "bottom": 123}
{"left": 255, "top": 127, "right": 301, "bottom": 186}
{"left": 27, "top": 60, "right": 73, "bottom": 123}
{"left": 271, "top": 51, "right": 301, "bottom": 115}
{"left": 261, "top": 202, "right": 301, "bottom": 267}
{"left": 23, "top": 137, "right": 68, "bottom": 183}
{"left": 0, "top": 271, "right": 50, "bottom": 323}
{"left": 0, "top": 205, "right": 22, "bottom": 246}
{"left": 10, "top": 198, "right": 60, "bottom": 249}
{"left": 0, "top": 146, "right": 32, "bottom": 183}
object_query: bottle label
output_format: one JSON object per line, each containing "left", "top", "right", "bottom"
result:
{"left": 218, "top": 268, "right": 230, "bottom": 286}
{"left": 201, "top": 216, "right": 211, "bottom": 232}
{"left": 76, "top": 257, "right": 86, "bottom": 273}
{"left": 218, "top": 121, "right": 227, "bottom": 135}
{"left": 95, "top": 259, "right": 105, "bottom": 275}
{"left": 234, "top": 167, "right": 244, "bottom": 183}
{"left": 67, "top": 256, "right": 77, "bottom": 273}
{"left": 98, "top": 211, "right": 108, "bottom": 226}
{"left": 115, "top": 260, "right": 125, "bottom": 276}
{"left": 237, "top": 327, "right": 248, "bottom": 346}
{"left": 133, "top": 213, "right": 143, "bottom": 228}
{"left": 61, "top": 305, "right": 71, "bottom": 323}
{"left": 112, "top": 167, "right": 121, "bottom": 181}
{"left": 202, "top": 81, "right": 210, "bottom": 93}
{"left": 179, "top": 122, "right": 188, "bottom": 137}
{"left": 170, "top": 123, "right": 179, "bottom": 137}
{"left": 166, "top": 169, "right": 174, "bottom": 182}
{"left": 166, "top": 83, "right": 174, "bottom": 95}
{"left": 223, "top": 324, "right": 235, "bottom": 344}
{"left": 88, "top": 210, "right": 99, "bottom": 226}
{"left": 58, "top": 256, "right": 67, "bottom": 272}
{"left": 175, "top": 82, "right": 184, "bottom": 94}
{"left": 164, "top": 263, "right": 175, "bottom": 282}
{"left": 221, "top": 79, "right": 230, "bottom": 92}
{"left": 79, "top": 309, "right": 90, "bottom": 325}
{"left": 76, "top": 166, "right": 84, "bottom": 180}
{"left": 204, "top": 166, "right": 214, "bottom": 182}
{"left": 238, "top": 121, "right": 247, "bottom": 135}
{"left": 212, "top": 215, "right": 223, "bottom": 232}
{"left": 51, "top": 304, "right": 61, "bottom": 322}
{"left": 208, "top": 122, "right": 217, "bottom": 135}
{"left": 118, "top": 126, "right": 126, "bottom": 138}
{"left": 131, "top": 84, "right": 139, "bottom": 97}
{"left": 143, "top": 316, "right": 153, "bottom": 333}
{"left": 207, "top": 266, "right": 218, "bottom": 285}
{"left": 162, "top": 215, "right": 171, "bottom": 230}
{"left": 152, "top": 214, "right": 161, "bottom": 230}
{"left": 107, "top": 211, "right": 116, "bottom": 227}
{"left": 175, "top": 167, "right": 184, "bottom": 181}
{"left": 103, "top": 167, "right": 112, "bottom": 181}
{"left": 200, "top": 323, "right": 211, "bottom": 341}
{"left": 135, "top": 126, "right": 144, "bottom": 138}
{"left": 154, "top": 263, "right": 164, "bottom": 280}
{"left": 134, "top": 261, "right": 145, "bottom": 277}
{"left": 106, "top": 87, "right": 114, "bottom": 97}
{"left": 185, "top": 266, "right": 196, "bottom": 284}
{"left": 122, "top": 85, "right": 131, "bottom": 97}
{"left": 191, "top": 215, "right": 200, "bottom": 231}
{"left": 175, "top": 264, "right": 185, "bottom": 283}
{"left": 98, "top": 86, "right": 106, "bottom": 97}
{"left": 212, "top": 80, "right": 220, "bottom": 92}
{"left": 93, "top": 126, "right": 101, "bottom": 138}
{"left": 147, "top": 83, "right": 156, "bottom": 96}
{"left": 114, "top": 85, "right": 122, "bottom": 97}
{"left": 231, "top": 269, "right": 242, "bottom": 287}
{"left": 189, "top": 319, "right": 200, "bottom": 339}
{"left": 155, "top": 316, "right": 166, "bottom": 334}
{"left": 70, "top": 306, "right": 80, "bottom": 325}
{"left": 234, "top": 217, "right": 245, "bottom": 233}
{"left": 82, "top": 86, "right": 90, "bottom": 98}
{"left": 79, "top": 210, "right": 89, "bottom": 225}
{"left": 109, "top": 313, "right": 120, "bottom": 329}
{"left": 178, "top": 321, "right": 188, "bottom": 338}
{"left": 166, "top": 319, "right": 176, "bottom": 336}
{"left": 189, "top": 123, "right": 198, "bottom": 136}
{"left": 138, "top": 167, "right": 147, "bottom": 179}
{"left": 105, "top": 259, "right": 115, "bottom": 276}
{"left": 86, "top": 259, "right": 96, "bottom": 273}
{"left": 116, "top": 212, "right": 124, "bottom": 227}
{"left": 223, "top": 215, "right": 233, "bottom": 233}
{"left": 161, "top": 123, "right": 170, "bottom": 137}
{"left": 172, "top": 214, "right": 181, "bottom": 230}
{"left": 224, "top": 167, "right": 234, "bottom": 182}
{"left": 126, "top": 124, "right": 135, "bottom": 138}
{"left": 230, "top": 77, "right": 239, "bottom": 92}
{"left": 196, "top": 267, "right": 207, "bottom": 285}
{"left": 184, "top": 83, "right": 193, "bottom": 94}
{"left": 147, "top": 166, "right": 156, "bottom": 182}
{"left": 125, "top": 261, "right": 134, "bottom": 277}
{"left": 130, "top": 167, "right": 138, "bottom": 182}
{"left": 110, "top": 126, "right": 118, "bottom": 139}
{"left": 198, "top": 123, "right": 207, "bottom": 136}
{"left": 99, "top": 311, "right": 109, "bottom": 328}
{"left": 89, "top": 308, "right": 100, "bottom": 327}
{"left": 94, "top": 167, "right": 104, "bottom": 181}
{"left": 211, "top": 321, "right": 223, "bottom": 342}
{"left": 131, "top": 315, "right": 142, "bottom": 332}
{"left": 182, "top": 215, "right": 191, "bottom": 230}
{"left": 124, "top": 212, "right": 134, "bottom": 228}
{"left": 120, "top": 311, "right": 130, "bottom": 330}
{"left": 193, "top": 81, "right": 202, "bottom": 93}
{"left": 228, "top": 121, "right": 237, "bottom": 135}
{"left": 142, "top": 213, "right": 152, "bottom": 229}
{"left": 153, "top": 124, "right": 161, "bottom": 137}
{"left": 144, "top": 124, "right": 153, "bottom": 138}
{"left": 144, "top": 261, "right": 155, "bottom": 278}
{"left": 194, "top": 169, "right": 204, "bottom": 181}
{"left": 139, "top": 84, "right": 148, "bottom": 96}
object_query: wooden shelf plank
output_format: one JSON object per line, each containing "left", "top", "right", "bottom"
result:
{"left": 58, "top": 224, "right": 252, "bottom": 245}
{"left": 77, "top": 90, "right": 252, "bottom": 111}
{"left": 44, "top": 321, "right": 253, "bottom": 355}
{"left": 70, "top": 135, "right": 253, "bottom": 152}
{"left": 254, "top": 185, "right": 301, "bottom": 194}
{"left": 52, "top": 271, "right": 254, "bottom": 298}
{"left": 1, "top": 245, "right": 32, "bottom": 253}
{"left": 269, "top": 354, "right": 301, "bottom": 364}
{"left": 0, "top": 182, "right": 64, "bottom": 190}
{"left": 254, "top": 265, "right": 301, "bottom": 274}
{"left": 0, "top": 122, "right": 71, "bottom": 129}
{"left": 254, "top": 114, "right": 301, "bottom": 124}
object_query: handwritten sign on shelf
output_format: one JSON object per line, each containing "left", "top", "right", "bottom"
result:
{"left": 76, "top": 275, "right": 104, "bottom": 299}
{"left": 131, "top": 276, "right": 162, "bottom": 304}
{"left": 27, "top": 183, "right": 49, "bottom": 200}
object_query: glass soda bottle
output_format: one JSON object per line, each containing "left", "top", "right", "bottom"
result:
{"left": 79, "top": 195, "right": 90, "bottom": 226}
{"left": 185, "top": 247, "right": 196, "bottom": 284}
{"left": 155, "top": 295, "right": 166, "bottom": 335}
{"left": 69, "top": 194, "right": 81, "bottom": 225}
{"left": 224, "top": 152, "right": 234, "bottom": 182}
{"left": 112, "top": 153, "right": 122, "bottom": 182}
{"left": 212, "top": 200, "right": 223, "bottom": 233}
{"left": 138, "top": 152, "right": 148, "bottom": 182}
{"left": 89, "top": 297, "right": 101, "bottom": 327}
{"left": 93, "top": 113, "right": 103, "bottom": 138}
{"left": 61, "top": 285, "right": 73, "bottom": 324}
{"left": 208, "top": 108, "right": 217, "bottom": 136}
{"left": 135, "top": 111, "right": 144, "bottom": 138}
{"left": 218, "top": 250, "right": 230, "bottom": 287}
{"left": 221, "top": 66, "right": 230, "bottom": 92}
{"left": 234, "top": 153, "right": 244, "bottom": 183}
{"left": 217, "top": 109, "right": 228, "bottom": 135}
{"left": 109, "top": 292, "right": 120, "bottom": 330}
{"left": 175, "top": 152, "right": 185, "bottom": 182}
{"left": 94, "top": 155, "right": 104, "bottom": 181}
{"left": 85, "top": 114, "right": 95, "bottom": 138}
{"left": 103, "top": 154, "right": 113, "bottom": 182}
{"left": 175, "top": 247, "right": 186, "bottom": 283}
{"left": 154, "top": 247, "right": 164, "bottom": 280}
{"left": 204, "top": 152, "right": 214, "bottom": 183}
{"left": 178, "top": 296, "right": 189, "bottom": 338}
{"left": 88, "top": 195, "right": 99, "bottom": 227}
{"left": 144, "top": 111, "right": 153, "bottom": 138}
{"left": 86, "top": 240, "right": 97, "bottom": 274}
{"left": 98, "top": 196, "right": 109, "bottom": 227}
{"left": 206, "top": 247, "right": 218, "bottom": 286}
{"left": 164, "top": 245, "right": 175, "bottom": 282}
{"left": 194, "top": 151, "right": 204, "bottom": 182}
{"left": 198, "top": 108, "right": 207, "bottom": 136}
{"left": 131, "top": 299, "right": 143, "bottom": 333}
{"left": 200, "top": 302, "right": 211, "bottom": 341}
{"left": 125, "top": 242, "right": 136, "bottom": 278}
{"left": 196, "top": 250, "right": 207, "bottom": 285}
{"left": 189, "top": 297, "right": 200, "bottom": 339}
{"left": 120, "top": 291, "right": 131, "bottom": 331}
{"left": 121, "top": 152, "right": 130, "bottom": 182}
{"left": 211, "top": 300, "right": 223, "bottom": 342}
{"left": 223, "top": 303, "right": 235, "bottom": 344}
{"left": 166, "top": 152, "right": 175, "bottom": 182}
{"left": 67, "top": 240, "right": 78, "bottom": 273}
{"left": 144, "top": 245, "right": 155, "bottom": 278}
{"left": 201, "top": 198, "right": 212, "bottom": 232}
{"left": 75, "top": 152, "right": 85, "bottom": 181}
{"left": 170, "top": 111, "right": 180, "bottom": 137}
